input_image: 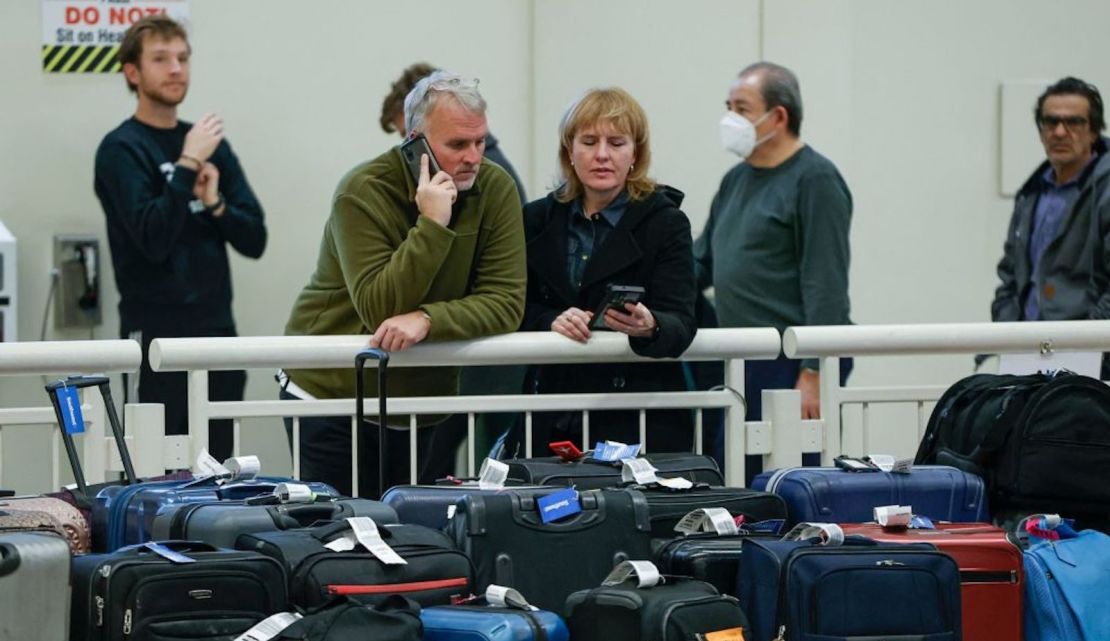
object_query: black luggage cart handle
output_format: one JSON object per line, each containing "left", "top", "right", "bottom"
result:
{"left": 354, "top": 348, "right": 389, "bottom": 498}
{"left": 45, "top": 375, "right": 138, "bottom": 501}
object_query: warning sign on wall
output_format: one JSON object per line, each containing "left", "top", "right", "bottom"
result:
{"left": 41, "top": 0, "right": 189, "bottom": 74}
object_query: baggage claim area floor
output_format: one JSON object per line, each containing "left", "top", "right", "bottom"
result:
{"left": 3, "top": 322, "right": 1110, "bottom": 640}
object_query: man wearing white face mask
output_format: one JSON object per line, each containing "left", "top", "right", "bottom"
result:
{"left": 693, "top": 62, "right": 852, "bottom": 476}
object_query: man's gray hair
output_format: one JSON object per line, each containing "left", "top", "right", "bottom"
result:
{"left": 403, "top": 70, "right": 487, "bottom": 135}
{"left": 738, "top": 61, "right": 803, "bottom": 136}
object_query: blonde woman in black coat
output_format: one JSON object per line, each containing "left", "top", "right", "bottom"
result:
{"left": 516, "top": 87, "right": 698, "bottom": 456}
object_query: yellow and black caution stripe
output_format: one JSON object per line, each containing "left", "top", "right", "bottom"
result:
{"left": 42, "top": 45, "right": 121, "bottom": 74}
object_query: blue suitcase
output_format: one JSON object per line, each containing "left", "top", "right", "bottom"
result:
{"left": 422, "top": 605, "right": 569, "bottom": 641}
{"left": 738, "top": 534, "right": 962, "bottom": 641}
{"left": 752, "top": 465, "right": 988, "bottom": 527}
{"left": 382, "top": 484, "right": 549, "bottom": 530}
{"left": 94, "top": 476, "right": 339, "bottom": 551}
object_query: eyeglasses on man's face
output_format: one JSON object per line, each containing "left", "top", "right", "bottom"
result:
{"left": 1038, "top": 114, "right": 1089, "bottom": 133}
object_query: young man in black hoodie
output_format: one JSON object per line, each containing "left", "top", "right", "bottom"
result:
{"left": 94, "top": 15, "right": 266, "bottom": 460}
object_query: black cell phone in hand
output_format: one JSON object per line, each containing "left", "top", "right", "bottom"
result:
{"left": 400, "top": 134, "right": 443, "bottom": 182}
{"left": 590, "top": 284, "right": 646, "bottom": 330}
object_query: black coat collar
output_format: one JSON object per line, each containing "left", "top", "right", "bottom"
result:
{"left": 527, "top": 192, "right": 660, "bottom": 306}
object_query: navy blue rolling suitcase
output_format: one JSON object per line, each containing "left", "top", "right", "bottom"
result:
{"left": 738, "top": 532, "right": 962, "bottom": 641}
{"left": 421, "top": 603, "right": 569, "bottom": 641}
{"left": 382, "top": 484, "right": 549, "bottom": 530}
{"left": 753, "top": 465, "right": 988, "bottom": 527}
{"left": 94, "top": 476, "right": 340, "bottom": 551}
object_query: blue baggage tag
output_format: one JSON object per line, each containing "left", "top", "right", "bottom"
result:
{"left": 537, "top": 487, "right": 581, "bottom": 523}
{"left": 591, "top": 441, "right": 641, "bottom": 462}
{"left": 56, "top": 385, "right": 85, "bottom": 434}
{"left": 144, "top": 542, "right": 197, "bottom": 564}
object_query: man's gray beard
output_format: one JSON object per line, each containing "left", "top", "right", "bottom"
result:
{"left": 455, "top": 174, "right": 478, "bottom": 192}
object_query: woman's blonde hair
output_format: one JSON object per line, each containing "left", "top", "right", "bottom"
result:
{"left": 556, "top": 87, "right": 655, "bottom": 203}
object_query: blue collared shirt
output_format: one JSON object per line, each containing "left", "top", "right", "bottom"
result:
{"left": 566, "top": 192, "right": 629, "bottom": 291}
{"left": 1024, "top": 155, "right": 1096, "bottom": 320}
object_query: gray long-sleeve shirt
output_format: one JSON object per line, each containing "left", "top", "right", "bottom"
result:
{"left": 694, "top": 145, "right": 852, "bottom": 367}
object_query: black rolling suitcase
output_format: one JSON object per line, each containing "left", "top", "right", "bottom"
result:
{"left": 445, "top": 488, "right": 653, "bottom": 612}
{"left": 632, "top": 483, "right": 787, "bottom": 538}
{"left": 69, "top": 540, "right": 287, "bottom": 641}
{"left": 151, "top": 496, "right": 399, "bottom": 548}
{"left": 237, "top": 518, "right": 474, "bottom": 608}
{"left": 504, "top": 452, "right": 723, "bottom": 489}
{"left": 653, "top": 531, "right": 777, "bottom": 596}
{"left": 565, "top": 561, "right": 750, "bottom": 641}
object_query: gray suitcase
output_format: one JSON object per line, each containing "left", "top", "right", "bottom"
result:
{"left": 149, "top": 497, "right": 399, "bottom": 548}
{"left": 0, "top": 532, "right": 71, "bottom": 641}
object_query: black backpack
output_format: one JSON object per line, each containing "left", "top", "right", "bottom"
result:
{"left": 915, "top": 371, "right": 1110, "bottom": 527}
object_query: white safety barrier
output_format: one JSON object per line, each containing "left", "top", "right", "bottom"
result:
{"left": 151, "top": 329, "right": 781, "bottom": 490}
{"left": 783, "top": 320, "right": 1110, "bottom": 464}
{"left": 0, "top": 340, "right": 150, "bottom": 490}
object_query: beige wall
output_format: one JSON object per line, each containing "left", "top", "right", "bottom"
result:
{"left": 3, "top": 0, "right": 1110, "bottom": 488}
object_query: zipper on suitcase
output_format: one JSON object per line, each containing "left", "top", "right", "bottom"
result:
{"left": 326, "top": 577, "right": 469, "bottom": 595}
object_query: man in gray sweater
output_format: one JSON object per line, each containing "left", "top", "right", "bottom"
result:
{"left": 694, "top": 62, "right": 852, "bottom": 475}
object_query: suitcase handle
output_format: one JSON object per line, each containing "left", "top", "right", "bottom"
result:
{"left": 355, "top": 348, "right": 389, "bottom": 498}
{"left": 309, "top": 518, "right": 395, "bottom": 542}
{"left": 0, "top": 542, "right": 20, "bottom": 577}
{"left": 214, "top": 484, "right": 282, "bottom": 501}
{"left": 45, "top": 375, "right": 138, "bottom": 500}
{"left": 131, "top": 540, "right": 220, "bottom": 555}
{"left": 273, "top": 503, "right": 344, "bottom": 528}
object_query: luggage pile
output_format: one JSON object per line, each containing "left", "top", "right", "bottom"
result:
{"left": 3, "top": 361, "right": 1110, "bottom": 640}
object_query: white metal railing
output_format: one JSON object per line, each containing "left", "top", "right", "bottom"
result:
{"left": 783, "top": 320, "right": 1110, "bottom": 463}
{"left": 151, "top": 328, "right": 782, "bottom": 489}
{"left": 0, "top": 340, "right": 148, "bottom": 491}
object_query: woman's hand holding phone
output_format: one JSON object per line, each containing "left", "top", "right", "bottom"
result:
{"left": 414, "top": 153, "right": 456, "bottom": 227}
{"left": 604, "top": 302, "right": 658, "bottom": 338}
{"left": 551, "top": 307, "right": 594, "bottom": 343}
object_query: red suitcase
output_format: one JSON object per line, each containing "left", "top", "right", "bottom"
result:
{"left": 840, "top": 522, "right": 1023, "bottom": 641}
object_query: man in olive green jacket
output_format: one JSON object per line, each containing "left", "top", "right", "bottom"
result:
{"left": 282, "top": 71, "right": 526, "bottom": 497}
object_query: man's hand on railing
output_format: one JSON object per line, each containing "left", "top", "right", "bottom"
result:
{"left": 369, "top": 310, "right": 432, "bottom": 352}
{"left": 796, "top": 368, "right": 821, "bottom": 419}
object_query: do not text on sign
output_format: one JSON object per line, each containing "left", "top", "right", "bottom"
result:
{"left": 41, "top": 0, "right": 189, "bottom": 74}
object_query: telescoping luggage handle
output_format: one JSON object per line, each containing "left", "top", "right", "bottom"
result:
{"left": 355, "top": 348, "right": 389, "bottom": 498}
{"left": 44, "top": 375, "right": 138, "bottom": 502}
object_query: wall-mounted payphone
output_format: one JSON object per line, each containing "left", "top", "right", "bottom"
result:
{"left": 54, "top": 234, "right": 102, "bottom": 330}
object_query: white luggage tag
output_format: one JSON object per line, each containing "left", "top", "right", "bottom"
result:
{"left": 234, "top": 612, "right": 303, "bottom": 641}
{"left": 602, "top": 560, "right": 662, "bottom": 588}
{"left": 621, "top": 457, "right": 659, "bottom": 485}
{"left": 866, "top": 454, "right": 913, "bottom": 474}
{"left": 478, "top": 458, "right": 509, "bottom": 491}
{"left": 485, "top": 585, "right": 539, "bottom": 611}
{"left": 274, "top": 482, "right": 316, "bottom": 504}
{"left": 324, "top": 517, "right": 407, "bottom": 565}
{"left": 674, "top": 508, "right": 739, "bottom": 536}
{"left": 224, "top": 455, "right": 261, "bottom": 481}
{"left": 782, "top": 522, "right": 845, "bottom": 546}
{"left": 194, "top": 448, "right": 232, "bottom": 480}
{"left": 656, "top": 476, "right": 694, "bottom": 490}
{"left": 874, "top": 505, "right": 913, "bottom": 528}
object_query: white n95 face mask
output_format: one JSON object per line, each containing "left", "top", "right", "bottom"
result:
{"left": 719, "top": 111, "right": 773, "bottom": 158}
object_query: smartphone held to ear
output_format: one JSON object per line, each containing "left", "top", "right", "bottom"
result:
{"left": 400, "top": 134, "right": 443, "bottom": 182}
{"left": 590, "top": 284, "right": 646, "bottom": 330}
